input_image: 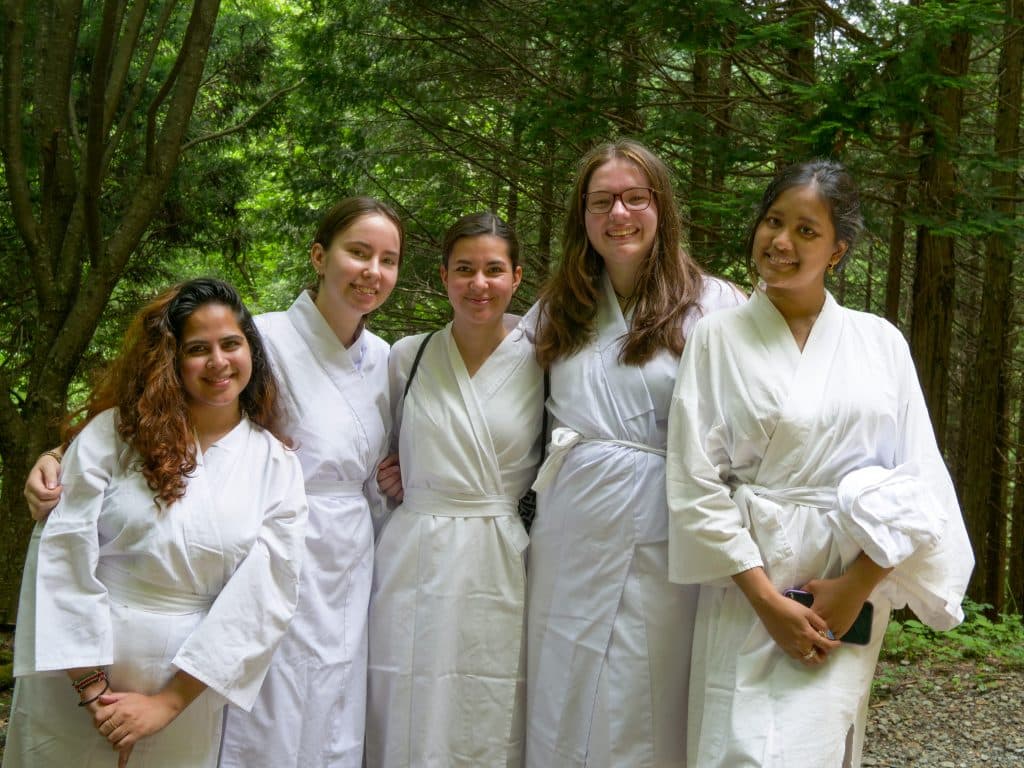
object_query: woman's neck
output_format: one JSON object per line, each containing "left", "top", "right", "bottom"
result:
{"left": 189, "top": 405, "right": 243, "bottom": 453}
{"left": 314, "top": 291, "right": 363, "bottom": 348}
{"left": 451, "top": 317, "right": 508, "bottom": 377}
{"left": 604, "top": 262, "right": 639, "bottom": 305}
{"left": 765, "top": 287, "right": 827, "bottom": 352}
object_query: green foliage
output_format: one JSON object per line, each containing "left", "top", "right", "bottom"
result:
{"left": 881, "top": 599, "right": 1024, "bottom": 667}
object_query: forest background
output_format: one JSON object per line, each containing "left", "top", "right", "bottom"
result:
{"left": 0, "top": 0, "right": 1021, "bottom": 627}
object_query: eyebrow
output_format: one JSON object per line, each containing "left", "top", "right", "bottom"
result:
{"left": 183, "top": 333, "right": 245, "bottom": 345}
{"left": 452, "top": 258, "right": 509, "bottom": 267}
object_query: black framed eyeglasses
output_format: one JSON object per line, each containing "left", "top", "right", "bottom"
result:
{"left": 583, "top": 187, "right": 655, "bottom": 214}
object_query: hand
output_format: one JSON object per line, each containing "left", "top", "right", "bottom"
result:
{"left": 24, "top": 451, "right": 62, "bottom": 521}
{"left": 803, "top": 552, "right": 892, "bottom": 639}
{"left": 94, "top": 691, "right": 180, "bottom": 751}
{"left": 755, "top": 590, "right": 841, "bottom": 665}
{"left": 733, "top": 566, "right": 840, "bottom": 666}
{"left": 376, "top": 453, "right": 404, "bottom": 503}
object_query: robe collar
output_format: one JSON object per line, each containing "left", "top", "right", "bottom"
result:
{"left": 286, "top": 290, "right": 367, "bottom": 393}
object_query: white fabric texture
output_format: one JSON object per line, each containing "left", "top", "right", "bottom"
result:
{"left": 219, "top": 291, "right": 391, "bottom": 768}
{"left": 4, "top": 409, "right": 307, "bottom": 768}
{"left": 365, "top": 317, "right": 543, "bottom": 768}
{"left": 666, "top": 288, "right": 973, "bottom": 767}
{"left": 524, "top": 274, "right": 745, "bottom": 768}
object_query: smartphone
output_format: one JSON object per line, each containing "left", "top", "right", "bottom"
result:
{"left": 783, "top": 588, "right": 873, "bottom": 646}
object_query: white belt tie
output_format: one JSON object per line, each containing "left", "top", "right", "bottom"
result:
{"left": 403, "top": 487, "right": 517, "bottom": 518}
{"left": 731, "top": 484, "right": 837, "bottom": 572}
{"left": 305, "top": 478, "right": 365, "bottom": 497}
{"left": 531, "top": 427, "right": 666, "bottom": 493}
{"left": 98, "top": 563, "right": 215, "bottom": 615}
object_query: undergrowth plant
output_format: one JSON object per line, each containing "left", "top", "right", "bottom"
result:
{"left": 880, "top": 599, "right": 1024, "bottom": 666}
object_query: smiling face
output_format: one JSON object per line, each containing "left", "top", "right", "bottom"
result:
{"left": 583, "top": 158, "right": 658, "bottom": 280}
{"left": 752, "top": 182, "right": 848, "bottom": 305}
{"left": 178, "top": 302, "right": 252, "bottom": 418}
{"left": 311, "top": 212, "right": 401, "bottom": 323}
{"left": 441, "top": 234, "right": 522, "bottom": 330}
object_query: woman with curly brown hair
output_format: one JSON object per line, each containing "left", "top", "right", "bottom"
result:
{"left": 5, "top": 278, "right": 307, "bottom": 768}
{"left": 24, "top": 197, "right": 404, "bottom": 767}
{"left": 523, "top": 139, "right": 744, "bottom": 768}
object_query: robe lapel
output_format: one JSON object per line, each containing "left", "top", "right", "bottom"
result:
{"left": 753, "top": 290, "right": 844, "bottom": 485}
{"left": 596, "top": 272, "right": 656, "bottom": 427}
{"left": 286, "top": 292, "right": 361, "bottom": 394}
{"left": 183, "top": 420, "right": 252, "bottom": 594}
{"left": 443, "top": 328, "right": 505, "bottom": 494}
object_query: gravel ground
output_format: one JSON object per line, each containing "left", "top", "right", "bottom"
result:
{"left": 863, "top": 659, "right": 1024, "bottom": 767}
{"left": 0, "top": 652, "right": 1021, "bottom": 765}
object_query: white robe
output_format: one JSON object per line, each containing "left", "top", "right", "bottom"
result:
{"left": 219, "top": 291, "right": 391, "bottom": 767}
{"left": 4, "top": 409, "right": 306, "bottom": 768}
{"left": 524, "top": 274, "right": 744, "bottom": 768}
{"left": 365, "top": 318, "right": 543, "bottom": 768}
{"left": 666, "top": 289, "right": 973, "bottom": 768}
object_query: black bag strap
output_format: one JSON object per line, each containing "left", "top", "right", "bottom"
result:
{"left": 402, "top": 330, "right": 437, "bottom": 401}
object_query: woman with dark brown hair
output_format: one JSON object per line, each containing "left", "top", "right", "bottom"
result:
{"left": 5, "top": 278, "right": 307, "bottom": 768}
{"left": 524, "top": 139, "right": 744, "bottom": 768}
{"left": 666, "top": 160, "right": 972, "bottom": 766}
{"left": 367, "top": 212, "right": 543, "bottom": 767}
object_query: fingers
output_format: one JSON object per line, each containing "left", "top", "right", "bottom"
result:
{"left": 794, "top": 616, "right": 841, "bottom": 665}
{"left": 24, "top": 477, "right": 62, "bottom": 521}
{"left": 377, "top": 453, "right": 400, "bottom": 472}
{"left": 39, "top": 458, "right": 62, "bottom": 489}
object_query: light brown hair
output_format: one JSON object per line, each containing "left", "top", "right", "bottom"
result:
{"left": 535, "top": 139, "right": 705, "bottom": 367}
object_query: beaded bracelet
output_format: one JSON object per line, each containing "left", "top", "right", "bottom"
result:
{"left": 77, "top": 681, "right": 110, "bottom": 707}
{"left": 71, "top": 668, "right": 106, "bottom": 693}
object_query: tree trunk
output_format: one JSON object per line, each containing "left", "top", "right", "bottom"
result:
{"left": 954, "top": 0, "right": 1020, "bottom": 603}
{"left": 884, "top": 124, "right": 912, "bottom": 325}
{"left": 1011, "top": 374, "right": 1024, "bottom": 609}
{"left": 909, "top": 23, "right": 970, "bottom": 451}
{"left": 0, "top": 0, "right": 223, "bottom": 622}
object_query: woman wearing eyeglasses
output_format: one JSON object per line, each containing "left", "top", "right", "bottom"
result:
{"left": 523, "top": 140, "right": 744, "bottom": 768}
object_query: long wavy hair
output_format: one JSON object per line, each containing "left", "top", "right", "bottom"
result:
{"left": 65, "top": 278, "right": 289, "bottom": 507}
{"left": 535, "top": 139, "right": 706, "bottom": 367}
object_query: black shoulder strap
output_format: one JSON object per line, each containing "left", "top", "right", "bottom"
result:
{"left": 402, "top": 330, "right": 437, "bottom": 401}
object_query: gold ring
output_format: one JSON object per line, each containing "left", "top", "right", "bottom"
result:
{"left": 802, "top": 648, "right": 816, "bottom": 661}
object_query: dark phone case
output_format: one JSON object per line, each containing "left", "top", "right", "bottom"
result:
{"left": 784, "top": 589, "right": 874, "bottom": 645}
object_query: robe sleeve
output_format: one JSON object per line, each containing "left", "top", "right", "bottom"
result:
{"left": 667, "top": 318, "right": 764, "bottom": 585}
{"left": 171, "top": 436, "right": 308, "bottom": 711}
{"left": 32, "top": 409, "right": 120, "bottom": 672}
{"left": 828, "top": 329, "right": 973, "bottom": 629}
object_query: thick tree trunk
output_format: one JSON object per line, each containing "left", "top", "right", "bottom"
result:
{"left": 0, "top": 0, "right": 223, "bottom": 622}
{"left": 955, "top": 0, "right": 1020, "bottom": 603}
{"left": 909, "top": 24, "right": 970, "bottom": 451}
